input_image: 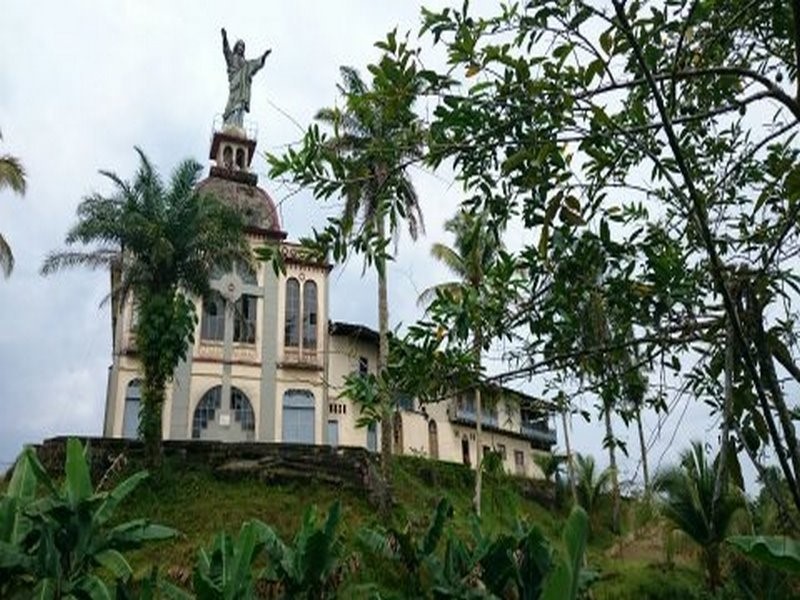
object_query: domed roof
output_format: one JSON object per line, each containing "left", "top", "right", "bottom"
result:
{"left": 197, "top": 175, "right": 283, "bottom": 237}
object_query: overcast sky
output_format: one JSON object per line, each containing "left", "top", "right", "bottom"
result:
{"left": 0, "top": 1, "right": 735, "bottom": 489}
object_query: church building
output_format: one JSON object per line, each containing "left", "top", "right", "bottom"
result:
{"left": 102, "top": 59, "right": 557, "bottom": 478}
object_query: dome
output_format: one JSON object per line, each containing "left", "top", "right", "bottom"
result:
{"left": 197, "top": 175, "right": 283, "bottom": 236}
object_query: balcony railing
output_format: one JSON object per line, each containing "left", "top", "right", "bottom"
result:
{"left": 281, "top": 347, "right": 322, "bottom": 369}
{"left": 453, "top": 408, "right": 499, "bottom": 428}
{"left": 521, "top": 422, "right": 557, "bottom": 445}
{"left": 452, "top": 407, "right": 556, "bottom": 446}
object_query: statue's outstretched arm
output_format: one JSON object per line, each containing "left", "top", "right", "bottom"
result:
{"left": 250, "top": 48, "right": 272, "bottom": 76}
{"left": 221, "top": 28, "right": 232, "bottom": 64}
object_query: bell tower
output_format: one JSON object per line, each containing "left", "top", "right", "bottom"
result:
{"left": 209, "top": 126, "right": 259, "bottom": 186}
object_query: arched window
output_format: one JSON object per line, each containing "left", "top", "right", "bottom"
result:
{"left": 302, "top": 281, "right": 318, "bottom": 349}
{"left": 122, "top": 379, "right": 141, "bottom": 439}
{"left": 285, "top": 278, "right": 300, "bottom": 347}
{"left": 223, "top": 145, "right": 233, "bottom": 169}
{"left": 192, "top": 386, "right": 222, "bottom": 439}
{"left": 201, "top": 292, "right": 225, "bottom": 341}
{"left": 235, "top": 147, "right": 245, "bottom": 169}
{"left": 192, "top": 386, "right": 255, "bottom": 441}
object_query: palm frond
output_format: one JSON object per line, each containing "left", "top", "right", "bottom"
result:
{"left": 339, "top": 66, "right": 368, "bottom": 96}
{"left": 0, "top": 232, "right": 14, "bottom": 277}
{"left": 40, "top": 248, "right": 120, "bottom": 275}
{"left": 430, "top": 243, "right": 465, "bottom": 277}
{"left": 417, "top": 281, "right": 461, "bottom": 307}
{"left": 0, "top": 155, "right": 26, "bottom": 195}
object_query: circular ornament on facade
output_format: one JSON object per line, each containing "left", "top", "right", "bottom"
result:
{"left": 216, "top": 273, "right": 242, "bottom": 302}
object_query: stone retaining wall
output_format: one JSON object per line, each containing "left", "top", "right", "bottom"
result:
{"left": 34, "top": 437, "right": 392, "bottom": 509}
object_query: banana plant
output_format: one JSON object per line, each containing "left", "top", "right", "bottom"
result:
{"left": 258, "top": 500, "right": 345, "bottom": 599}
{"left": 187, "top": 520, "right": 271, "bottom": 600}
{"left": 0, "top": 438, "right": 176, "bottom": 599}
{"left": 359, "top": 497, "right": 452, "bottom": 596}
{"left": 541, "top": 506, "right": 590, "bottom": 600}
{"left": 727, "top": 535, "right": 800, "bottom": 575}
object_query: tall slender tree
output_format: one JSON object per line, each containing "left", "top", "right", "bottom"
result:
{"left": 419, "top": 210, "right": 499, "bottom": 515}
{"left": 0, "top": 130, "right": 26, "bottom": 278}
{"left": 42, "top": 149, "right": 248, "bottom": 464}
{"left": 268, "top": 35, "right": 427, "bottom": 476}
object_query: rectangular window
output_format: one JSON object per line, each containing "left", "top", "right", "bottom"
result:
{"left": 327, "top": 420, "right": 339, "bottom": 447}
{"left": 201, "top": 294, "right": 225, "bottom": 341}
{"left": 233, "top": 295, "right": 257, "bottom": 344}
{"left": 396, "top": 394, "right": 414, "bottom": 411}
{"left": 358, "top": 356, "right": 369, "bottom": 376}
{"left": 497, "top": 444, "right": 507, "bottom": 460}
{"left": 367, "top": 422, "right": 378, "bottom": 452}
{"left": 514, "top": 450, "right": 525, "bottom": 474}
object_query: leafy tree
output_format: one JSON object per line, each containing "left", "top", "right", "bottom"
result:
{"left": 42, "top": 149, "right": 248, "bottom": 465}
{"left": 267, "top": 34, "right": 428, "bottom": 476}
{"left": 337, "top": 0, "right": 800, "bottom": 527}
{"left": 655, "top": 441, "right": 746, "bottom": 591}
{"left": 0, "top": 129, "right": 26, "bottom": 278}
{"left": 0, "top": 438, "right": 176, "bottom": 598}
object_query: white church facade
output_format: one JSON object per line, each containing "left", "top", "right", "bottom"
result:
{"left": 102, "top": 125, "right": 556, "bottom": 479}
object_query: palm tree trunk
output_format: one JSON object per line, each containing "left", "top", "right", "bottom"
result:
{"left": 376, "top": 213, "right": 393, "bottom": 478}
{"left": 473, "top": 326, "right": 483, "bottom": 516}
{"left": 561, "top": 399, "right": 578, "bottom": 505}
{"left": 713, "top": 317, "right": 734, "bottom": 515}
{"left": 635, "top": 406, "right": 650, "bottom": 494}
{"left": 140, "top": 366, "right": 165, "bottom": 468}
{"left": 604, "top": 402, "right": 621, "bottom": 534}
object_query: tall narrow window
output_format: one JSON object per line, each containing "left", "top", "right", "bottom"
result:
{"left": 123, "top": 379, "right": 142, "bottom": 439}
{"left": 358, "top": 356, "right": 368, "bottom": 376}
{"left": 285, "top": 278, "right": 300, "bottom": 347}
{"left": 201, "top": 292, "right": 225, "bottom": 341}
{"left": 234, "top": 295, "right": 257, "bottom": 344}
{"left": 302, "top": 281, "right": 318, "bottom": 349}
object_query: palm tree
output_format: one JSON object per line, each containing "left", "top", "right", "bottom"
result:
{"left": 419, "top": 210, "right": 499, "bottom": 516}
{"left": 314, "top": 66, "right": 424, "bottom": 472}
{"left": 42, "top": 149, "right": 248, "bottom": 464}
{"left": 654, "top": 441, "right": 746, "bottom": 591}
{"left": 573, "top": 452, "right": 614, "bottom": 522}
{"left": 0, "top": 130, "right": 27, "bottom": 278}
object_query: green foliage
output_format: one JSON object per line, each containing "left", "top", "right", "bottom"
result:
{"left": 190, "top": 520, "right": 271, "bottom": 600}
{"left": 573, "top": 453, "right": 613, "bottom": 520}
{"left": 258, "top": 501, "right": 345, "bottom": 599}
{"left": 360, "top": 498, "right": 591, "bottom": 599}
{"left": 592, "top": 564, "right": 705, "bottom": 600}
{"left": 42, "top": 149, "right": 249, "bottom": 464}
{"left": 541, "top": 506, "right": 591, "bottom": 600}
{"left": 727, "top": 535, "right": 800, "bottom": 575}
{"left": 0, "top": 439, "right": 176, "bottom": 598}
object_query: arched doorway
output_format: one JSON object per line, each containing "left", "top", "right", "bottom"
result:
{"left": 282, "top": 389, "right": 315, "bottom": 444}
{"left": 122, "top": 379, "right": 142, "bottom": 439}
{"left": 428, "top": 420, "right": 439, "bottom": 460}
{"left": 192, "top": 386, "right": 255, "bottom": 441}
